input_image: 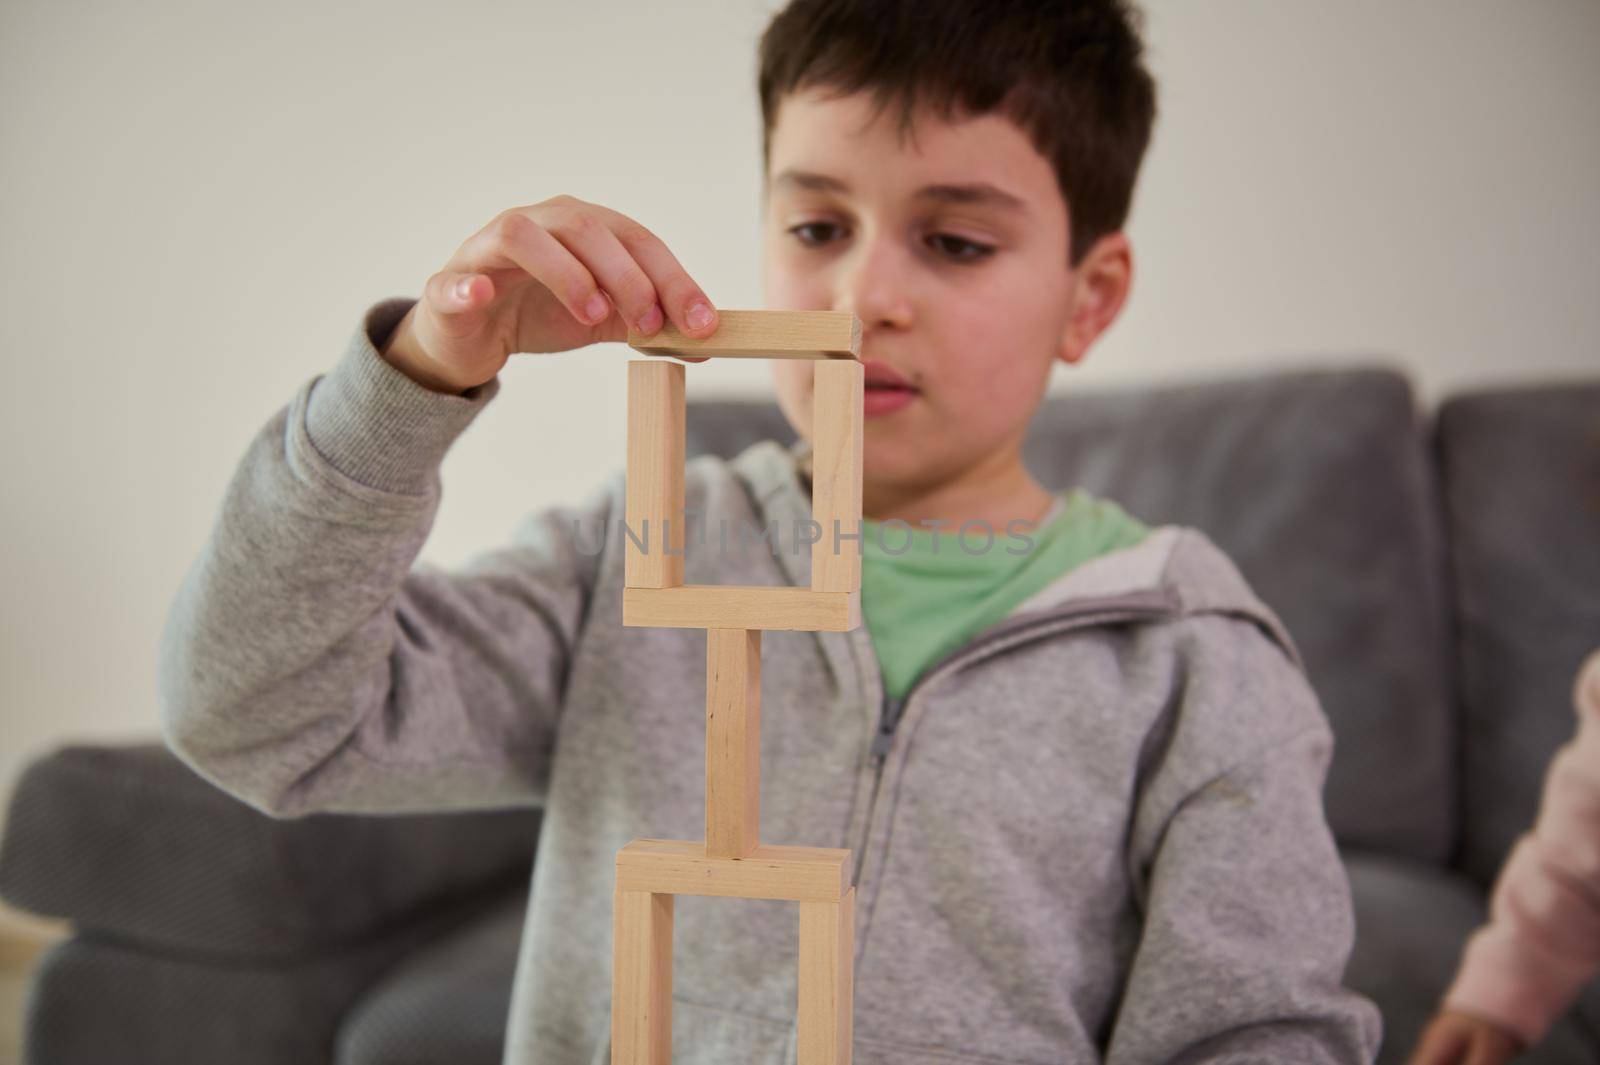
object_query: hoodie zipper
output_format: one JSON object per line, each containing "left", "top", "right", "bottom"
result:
{"left": 846, "top": 588, "right": 1178, "bottom": 887}
{"left": 868, "top": 692, "right": 904, "bottom": 765}
{"left": 851, "top": 688, "right": 902, "bottom": 887}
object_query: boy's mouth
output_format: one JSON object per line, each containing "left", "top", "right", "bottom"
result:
{"left": 861, "top": 360, "right": 919, "bottom": 417}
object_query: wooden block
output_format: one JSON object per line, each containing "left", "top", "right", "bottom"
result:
{"left": 625, "top": 361, "right": 685, "bottom": 589}
{"left": 706, "top": 629, "right": 761, "bottom": 860}
{"left": 798, "top": 886, "right": 854, "bottom": 1065}
{"left": 624, "top": 585, "right": 859, "bottom": 632}
{"left": 616, "top": 838, "right": 850, "bottom": 902}
{"left": 628, "top": 310, "right": 862, "bottom": 361}
{"left": 612, "top": 889, "right": 673, "bottom": 1065}
{"left": 809, "top": 360, "right": 863, "bottom": 594}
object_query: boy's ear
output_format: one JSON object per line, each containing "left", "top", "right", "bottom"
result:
{"left": 1058, "top": 232, "right": 1133, "bottom": 366}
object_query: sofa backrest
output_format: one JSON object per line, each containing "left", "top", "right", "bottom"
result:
{"left": 684, "top": 362, "right": 1458, "bottom": 862}
{"left": 1023, "top": 365, "right": 1457, "bottom": 861}
{"left": 1433, "top": 379, "right": 1600, "bottom": 887}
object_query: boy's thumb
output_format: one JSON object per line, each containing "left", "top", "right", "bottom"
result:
{"left": 430, "top": 271, "right": 487, "bottom": 315}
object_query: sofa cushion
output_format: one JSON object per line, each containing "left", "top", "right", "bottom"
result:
{"left": 1344, "top": 850, "right": 1487, "bottom": 1065}
{"left": 18, "top": 892, "right": 484, "bottom": 1065}
{"left": 1434, "top": 379, "right": 1600, "bottom": 886}
{"left": 0, "top": 743, "right": 540, "bottom": 958}
{"left": 686, "top": 365, "right": 1457, "bottom": 860}
{"left": 335, "top": 886, "right": 525, "bottom": 1065}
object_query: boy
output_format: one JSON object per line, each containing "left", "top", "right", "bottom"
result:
{"left": 158, "top": 1, "right": 1382, "bottom": 1062}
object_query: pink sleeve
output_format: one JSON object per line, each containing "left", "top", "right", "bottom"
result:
{"left": 1442, "top": 648, "right": 1600, "bottom": 1048}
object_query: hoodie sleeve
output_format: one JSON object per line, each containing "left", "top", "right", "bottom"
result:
{"left": 157, "top": 296, "right": 616, "bottom": 818}
{"left": 1104, "top": 614, "right": 1383, "bottom": 1065}
{"left": 1440, "top": 647, "right": 1600, "bottom": 1049}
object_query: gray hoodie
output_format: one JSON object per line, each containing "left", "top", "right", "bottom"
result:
{"left": 157, "top": 296, "right": 1383, "bottom": 1065}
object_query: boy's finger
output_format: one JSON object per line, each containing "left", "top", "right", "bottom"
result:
{"left": 591, "top": 205, "right": 718, "bottom": 339}
{"left": 538, "top": 204, "right": 662, "bottom": 336}
{"left": 467, "top": 210, "right": 611, "bottom": 328}
{"left": 1464, "top": 1034, "right": 1510, "bottom": 1065}
{"left": 1407, "top": 1020, "right": 1460, "bottom": 1065}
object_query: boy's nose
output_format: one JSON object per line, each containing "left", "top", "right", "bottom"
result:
{"left": 836, "top": 240, "right": 915, "bottom": 332}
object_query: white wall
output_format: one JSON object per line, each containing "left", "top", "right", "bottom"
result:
{"left": 2, "top": 0, "right": 1596, "bottom": 821}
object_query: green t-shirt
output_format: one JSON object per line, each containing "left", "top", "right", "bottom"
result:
{"left": 860, "top": 488, "right": 1152, "bottom": 701}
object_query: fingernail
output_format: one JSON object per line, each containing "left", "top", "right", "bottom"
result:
{"left": 687, "top": 301, "right": 714, "bottom": 330}
{"left": 584, "top": 293, "right": 608, "bottom": 322}
{"left": 636, "top": 304, "right": 663, "bottom": 334}
{"left": 455, "top": 277, "right": 474, "bottom": 302}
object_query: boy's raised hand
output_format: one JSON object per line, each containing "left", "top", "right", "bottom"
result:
{"left": 380, "top": 194, "right": 717, "bottom": 394}
{"left": 1407, "top": 1010, "right": 1524, "bottom": 1065}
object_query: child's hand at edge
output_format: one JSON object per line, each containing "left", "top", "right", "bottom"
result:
{"left": 1407, "top": 1008, "right": 1525, "bottom": 1065}
{"left": 1408, "top": 649, "right": 1600, "bottom": 1065}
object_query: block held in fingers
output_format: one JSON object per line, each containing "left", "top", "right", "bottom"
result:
{"left": 629, "top": 309, "right": 861, "bottom": 361}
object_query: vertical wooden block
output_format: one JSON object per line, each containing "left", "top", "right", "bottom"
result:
{"left": 705, "top": 628, "right": 761, "bottom": 859}
{"left": 612, "top": 889, "right": 673, "bottom": 1065}
{"left": 798, "top": 886, "right": 854, "bottom": 1065}
{"left": 626, "top": 360, "right": 686, "bottom": 589}
{"left": 810, "top": 360, "right": 863, "bottom": 594}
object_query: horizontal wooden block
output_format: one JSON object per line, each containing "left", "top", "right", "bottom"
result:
{"left": 623, "top": 585, "right": 859, "bottom": 632}
{"left": 628, "top": 310, "right": 861, "bottom": 361}
{"left": 616, "top": 838, "right": 850, "bottom": 902}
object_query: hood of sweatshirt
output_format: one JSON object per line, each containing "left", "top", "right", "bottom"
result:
{"left": 739, "top": 434, "right": 1307, "bottom": 683}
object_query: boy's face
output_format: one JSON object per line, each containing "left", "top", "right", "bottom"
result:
{"left": 761, "top": 86, "right": 1128, "bottom": 512}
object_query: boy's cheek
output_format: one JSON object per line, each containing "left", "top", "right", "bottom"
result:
{"left": 760, "top": 242, "right": 810, "bottom": 302}
{"left": 762, "top": 253, "right": 839, "bottom": 313}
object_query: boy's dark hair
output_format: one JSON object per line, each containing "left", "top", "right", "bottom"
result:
{"left": 757, "top": 0, "right": 1157, "bottom": 265}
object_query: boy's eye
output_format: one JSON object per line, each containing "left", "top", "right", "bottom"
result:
{"left": 787, "top": 221, "right": 842, "bottom": 247}
{"left": 785, "top": 222, "right": 995, "bottom": 264}
{"left": 926, "top": 233, "right": 995, "bottom": 263}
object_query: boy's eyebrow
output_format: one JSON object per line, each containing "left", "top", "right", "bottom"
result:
{"left": 770, "top": 168, "right": 1029, "bottom": 214}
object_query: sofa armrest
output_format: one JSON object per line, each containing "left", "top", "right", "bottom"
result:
{"left": 0, "top": 742, "right": 540, "bottom": 959}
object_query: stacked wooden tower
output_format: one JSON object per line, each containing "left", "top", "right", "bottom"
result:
{"left": 614, "top": 310, "right": 865, "bottom": 1065}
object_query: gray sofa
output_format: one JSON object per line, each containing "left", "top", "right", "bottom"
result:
{"left": 3, "top": 362, "right": 1597, "bottom": 1064}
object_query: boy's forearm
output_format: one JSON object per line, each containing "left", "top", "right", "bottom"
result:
{"left": 158, "top": 380, "right": 442, "bottom": 814}
{"left": 156, "top": 298, "right": 562, "bottom": 817}
{"left": 304, "top": 296, "right": 498, "bottom": 493}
